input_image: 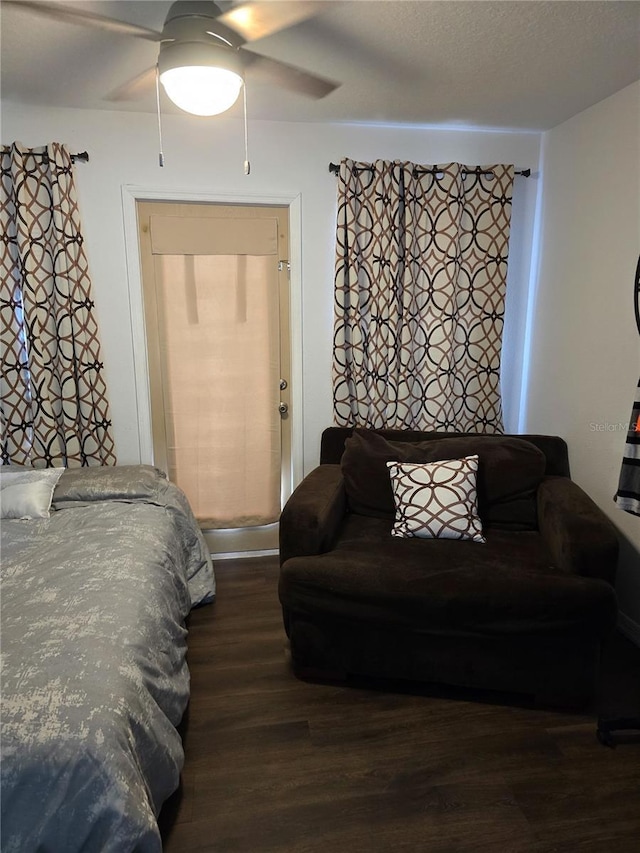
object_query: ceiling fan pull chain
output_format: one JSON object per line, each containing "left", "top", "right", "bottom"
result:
{"left": 155, "top": 65, "right": 165, "bottom": 168}
{"left": 243, "top": 81, "right": 250, "bottom": 176}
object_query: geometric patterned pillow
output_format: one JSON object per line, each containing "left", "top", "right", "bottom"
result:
{"left": 387, "top": 456, "right": 485, "bottom": 542}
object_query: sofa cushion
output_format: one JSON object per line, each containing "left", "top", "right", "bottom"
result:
{"left": 387, "top": 457, "right": 485, "bottom": 542}
{"left": 340, "top": 429, "right": 546, "bottom": 529}
{"left": 279, "top": 514, "right": 618, "bottom": 639}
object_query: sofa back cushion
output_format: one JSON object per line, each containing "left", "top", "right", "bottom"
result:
{"left": 322, "top": 428, "right": 570, "bottom": 477}
{"left": 340, "top": 429, "right": 547, "bottom": 529}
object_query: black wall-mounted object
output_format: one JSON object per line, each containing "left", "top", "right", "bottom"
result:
{"left": 634, "top": 254, "right": 640, "bottom": 336}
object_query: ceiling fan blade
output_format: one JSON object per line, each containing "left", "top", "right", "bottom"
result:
{"left": 105, "top": 67, "right": 157, "bottom": 102}
{"left": 242, "top": 50, "right": 339, "bottom": 99}
{"left": 3, "top": 0, "right": 163, "bottom": 41}
{"left": 218, "top": 1, "right": 326, "bottom": 43}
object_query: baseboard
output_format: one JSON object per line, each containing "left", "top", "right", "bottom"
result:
{"left": 618, "top": 611, "right": 640, "bottom": 649}
{"left": 212, "top": 548, "right": 279, "bottom": 561}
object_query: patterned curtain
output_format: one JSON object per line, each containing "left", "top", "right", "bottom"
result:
{"left": 333, "top": 159, "right": 515, "bottom": 432}
{"left": 615, "top": 378, "right": 640, "bottom": 516}
{"left": 0, "top": 142, "right": 116, "bottom": 467}
{"left": 615, "top": 255, "right": 640, "bottom": 515}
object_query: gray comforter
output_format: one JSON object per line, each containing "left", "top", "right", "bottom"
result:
{"left": 1, "top": 465, "right": 215, "bottom": 852}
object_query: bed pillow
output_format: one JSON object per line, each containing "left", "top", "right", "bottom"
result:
{"left": 387, "top": 456, "right": 485, "bottom": 542}
{"left": 0, "top": 467, "right": 65, "bottom": 519}
{"left": 341, "top": 429, "right": 545, "bottom": 528}
{"left": 52, "top": 464, "right": 168, "bottom": 507}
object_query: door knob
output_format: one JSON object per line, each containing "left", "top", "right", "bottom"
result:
{"left": 279, "top": 402, "right": 289, "bottom": 415}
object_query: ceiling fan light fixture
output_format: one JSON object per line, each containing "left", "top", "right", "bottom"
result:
{"left": 158, "top": 40, "right": 244, "bottom": 116}
{"left": 160, "top": 65, "right": 243, "bottom": 116}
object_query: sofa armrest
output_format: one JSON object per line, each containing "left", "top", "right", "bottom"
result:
{"left": 279, "top": 465, "right": 347, "bottom": 566}
{"left": 537, "top": 476, "right": 619, "bottom": 584}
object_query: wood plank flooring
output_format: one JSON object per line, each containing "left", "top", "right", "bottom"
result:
{"left": 160, "top": 557, "right": 640, "bottom": 853}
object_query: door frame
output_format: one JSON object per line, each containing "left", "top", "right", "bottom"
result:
{"left": 121, "top": 185, "right": 304, "bottom": 501}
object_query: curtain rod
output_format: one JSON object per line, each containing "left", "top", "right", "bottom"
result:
{"left": 1, "top": 148, "right": 90, "bottom": 164}
{"left": 328, "top": 162, "right": 531, "bottom": 178}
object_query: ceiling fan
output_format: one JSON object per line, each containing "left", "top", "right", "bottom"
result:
{"left": 5, "top": 0, "right": 340, "bottom": 116}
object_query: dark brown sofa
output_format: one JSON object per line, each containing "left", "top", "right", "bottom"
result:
{"left": 278, "top": 428, "right": 620, "bottom": 707}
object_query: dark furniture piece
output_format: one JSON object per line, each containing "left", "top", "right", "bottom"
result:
{"left": 278, "top": 428, "right": 620, "bottom": 707}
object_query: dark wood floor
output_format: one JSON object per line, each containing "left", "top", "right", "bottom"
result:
{"left": 160, "top": 557, "right": 640, "bottom": 853}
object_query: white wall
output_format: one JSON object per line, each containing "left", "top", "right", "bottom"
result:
{"left": 524, "top": 81, "right": 640, "bottom": 635}
{"left": 1, "top": 103, "right": 541, "bottom": 474}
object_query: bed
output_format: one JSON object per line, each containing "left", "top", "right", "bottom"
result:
{"left": 0, "top": 464, "right": 215, "bottom": 853}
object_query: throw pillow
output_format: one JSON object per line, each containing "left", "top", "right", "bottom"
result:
{"left": 0, "top": 467, "right": 66, "bottom": 519}
{"left": 387, "top": 456, "right": 485, "bottom": 542}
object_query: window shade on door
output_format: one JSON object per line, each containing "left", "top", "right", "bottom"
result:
{"left": 149, "top": 217, "right": 281, "bottom": 529}
{"left": 150, "top": 216, "right": 278, "bottom": 256}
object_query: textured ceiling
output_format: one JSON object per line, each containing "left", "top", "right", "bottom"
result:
{"left": 2, "top": 0, "right": 639, "bottom": 130}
